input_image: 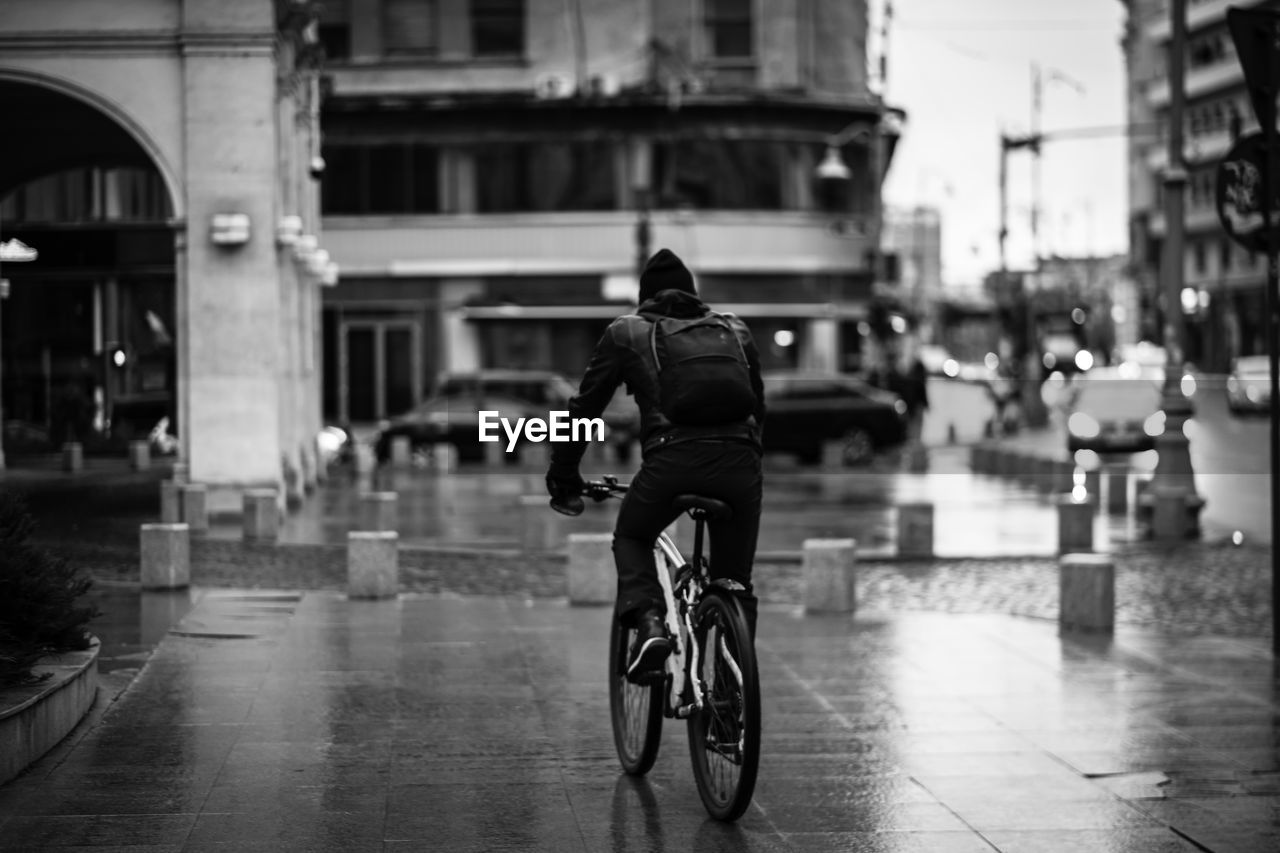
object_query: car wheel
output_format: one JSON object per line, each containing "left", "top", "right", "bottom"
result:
{"left": 840, "top": 429, "right": 874, "bottom": 467}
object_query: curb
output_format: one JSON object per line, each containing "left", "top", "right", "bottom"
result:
{"left": 0, "top": 637, "right": 100, "bottom": 785}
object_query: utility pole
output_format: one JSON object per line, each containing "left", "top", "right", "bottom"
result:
{"left": 1147, "top": 0, "right": 1203, "bottom": 537}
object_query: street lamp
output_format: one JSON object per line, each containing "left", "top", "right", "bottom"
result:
{"left": 815, "top": 114, "right": 892, "bottom": 374}
{"left": 1145, "top": 0, "right": 1203, "bottom": 537}
{"left": 0, "top": 236, "right": 40, "bottom": 471}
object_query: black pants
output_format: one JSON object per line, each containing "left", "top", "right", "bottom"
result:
{"left": 613, "top": 439, "right": 763, "bottom": 634}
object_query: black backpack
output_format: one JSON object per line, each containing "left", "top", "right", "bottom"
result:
{"left": 647, "top": 312, "right": 756, "bottom": 426}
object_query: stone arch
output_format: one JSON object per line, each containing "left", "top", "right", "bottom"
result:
{"left": 0, "top": 67, "right": 182, "bottom": 219}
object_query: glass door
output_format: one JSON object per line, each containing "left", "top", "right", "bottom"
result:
{"left": 340, "top": 320, "right": 421, "bottom": 422}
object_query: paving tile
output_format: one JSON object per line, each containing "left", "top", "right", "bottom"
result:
{"left": 764, "top": 801, "right": 973, "bottom": 834}
{"left": 779, "top": 831, "right": 995, "bottom": 852}
{"left": 982, "top": 828, "right": 1203, "bottom": 852}
{"left": 0, "top": 815, "right": 197, "bottom": 850}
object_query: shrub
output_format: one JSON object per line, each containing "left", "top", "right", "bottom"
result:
{"left": 0, "top": 491, "right": 99, "bottom": 687}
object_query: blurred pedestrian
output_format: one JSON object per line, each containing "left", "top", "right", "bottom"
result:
{"left": 897, "top": 343, "right": 930, "bottom": 443}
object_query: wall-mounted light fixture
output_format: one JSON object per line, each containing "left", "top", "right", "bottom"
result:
{"left": 210, "top": 213, "right": 251, "bottom": 246}
{"left": 293, "top": 234, "right": 318, "bottom": 260}
{"left": 276, "top": 215, "right": 303, "bottom": 246}
{"left": 306, "top": 248, "right": 330, "bottom": 277}
{"left": 320, "top": 261, "right": 339, "bottom": 287}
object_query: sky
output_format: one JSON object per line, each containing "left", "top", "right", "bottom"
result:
{"left": 874, "top": 0, "right": 1130, "bottom": 288}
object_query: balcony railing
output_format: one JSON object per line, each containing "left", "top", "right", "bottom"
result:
{"left": 323, "top": 210, "right": 876, "bottom": 278}
{"left": 1146, "top": 58, "right": 1243, "bottom": 107}
{"left": 1145, "top": 0, "right": 1242, "bottom": 42}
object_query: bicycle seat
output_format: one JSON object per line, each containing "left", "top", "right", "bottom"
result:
{"left": 672, "top": 494, "right": 733, "bottom": 521}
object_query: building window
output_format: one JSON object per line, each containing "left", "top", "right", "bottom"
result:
{"left": 474, "top": 142, "right": 617, "bottom": 212}
{"left": 384, "top": 0, "right": 437, "bottom": 56}
{"left": 321, "top": 144, "right": 441, "bottom": 214}
{"left": 319, "top": 0, "right": 351, "bottom": 60}
{"left": 1193, "top": 240, "right": 1207, "bottom": 275}
{"left": 471, "top": 0, "right": 524, "bottom": 57}
{"left": 653, "top": 140, "right": 790, "bottom": 210}
{"left": 705, "top": 0, "right": 754, "bottom": 60}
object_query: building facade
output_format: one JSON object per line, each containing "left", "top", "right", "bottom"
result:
{"left": 1122, "top": 0, "right": 1275, "bottom": 372}
{"left": 317, "top": 0, "right": 897, "bottom": 423}
{"left": 0, "top": 0, "right": 328, "bottom": 511}
{"left": 881, "top": 205, "right": 942, "bottom": 340}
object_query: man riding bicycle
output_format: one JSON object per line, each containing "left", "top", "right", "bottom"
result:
{"left": 546, "top": 248, "right": 766, "bottom": 682}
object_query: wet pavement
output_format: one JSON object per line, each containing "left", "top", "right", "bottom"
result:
{"left": 2, "top": 590, "right": 1279, "bottom": 851}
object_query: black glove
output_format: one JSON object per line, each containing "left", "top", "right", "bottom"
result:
{"left": 545, "top": 463, "right": 585, "bottom": 516}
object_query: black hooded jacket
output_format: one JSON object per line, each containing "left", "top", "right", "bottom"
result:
{"left": 550, "top": 289, "right": 766, "bottom": 469}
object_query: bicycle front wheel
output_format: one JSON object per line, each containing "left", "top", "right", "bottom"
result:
{"left": 686, "top": 588, "right": 760, "bottom": 821}
{"left": 609, "top": 610, "right": 664, "bottom": 775}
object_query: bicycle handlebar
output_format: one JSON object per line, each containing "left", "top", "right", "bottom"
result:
{"left": 549, "top": 476, "right": 628, "bottom": 517}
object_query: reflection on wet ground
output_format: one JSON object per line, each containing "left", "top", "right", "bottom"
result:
{"left": 1, "top": 593, "right": 1277, "bottom": 851}
{"left": 217, "top": 446, "right": 1143, "bottom": 557}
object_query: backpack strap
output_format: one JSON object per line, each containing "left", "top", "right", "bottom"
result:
{"left": 648, "top": 316, "right": 662, "bottom": 373}
{"left": 707, "top": 311, "right": 749, "bottom": 362}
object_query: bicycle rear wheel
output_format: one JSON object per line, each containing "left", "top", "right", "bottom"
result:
{"left": 609, "top": 610, "right": 664, "bottom": 775}
{"left": 686, "top": 588, "right": 760, "bottom": 821}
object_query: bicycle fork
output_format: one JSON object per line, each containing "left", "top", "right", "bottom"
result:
{"left": 653, "top": 534, "right": 704, "bottom": 718}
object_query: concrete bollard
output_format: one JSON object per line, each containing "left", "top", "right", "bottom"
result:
{"left": 897, "top": 502, "right": 934, "bottom": 559}
{"left": 905, "top": 444, "right": 929, "bottom": 473}
{"left": 1105, "top": 466, "right": 1128, "bottom": 513}
{"left": 128, "top": 440, "right": 150, "bottom": 472}
{"left": 140, "top": 523, "right": 190, "bottom": 590}
{"left": 802, "top": 538, "right": 857, "bottom": 614}
{"left": 567, "top": 533, "right": 615, "bottom": 605}
{"left": 1152, "top": 486, "right": 1189, "bottom": 540}
{"left": 172, "top": 462, "right": 189, "bottom": 485}
{"left": 359, "top": 491, "right": 398, "bottom": 532}
{"left": 242, "top": 489, "right": 279, "bottom": 542}
{"left": 947, "top": 422, "right": 957, "bottom": 445}
{"left": 354, "top": 443, "right": 376, "bottom": 476}
{"left": 62, "top": 441, "right": 83, "bottom": 473}
{"left": 519, "top": 494, "right": 562, "bottom": 551}
{"left": 389, "top": 435, "right": 413, "bottom": 467}
{"left": 179, "top": 484, "right": 208, "bottom": 535}
{"left": 347, "top": 531, "right": 399, "bottom": 599}
{"left": 430, "top": 442, "right": 457, "bottom": 473}
{"left": 159, "top": 480, "right": 181, "bottom": 523}
{"left": 1056, "top": 494, "right": 1095, "bottom": 554}
{"left": 1058, "top": 553, "right": 1115, "bottom": 633}
{"left": 969, "top": 444, "right": 990, "bottom": 474}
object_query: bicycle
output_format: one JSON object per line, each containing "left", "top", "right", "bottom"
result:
{"left": 553, "top": 475, "right": 761, "bottom": 822}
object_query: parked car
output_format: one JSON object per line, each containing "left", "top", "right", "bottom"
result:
{"left": 373, "top": 393, "right": 548, "bottom": 463}
{"left": 761, "top": 371, "right": 908, "bottom": 466}
{"left": 1065, "top": 366, "right": 1165, "bottom": 455}
{"left": 1227, "top": 355, "right": 1271, "bottom": 414}
{"left": 434, "top": 369, "right": 577, "bottom": 408}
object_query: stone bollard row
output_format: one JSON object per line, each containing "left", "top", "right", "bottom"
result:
{"left": 567, "top": 532, "right": 614, "bottom": 605}
{"left": 897, "top": 502, "right": 933, "bottom": 559}
{"left": 1105, "top": 466, "right": 1128, "bottom": 513}
{"left": 242, "top": 489, "right": 279, "bottom": 542}
{"left": 62, "top": 441, "right": 83, "bottom": 473}
{"left": 1059, "top": 553, "right": 1114, "bottom": 634}
{"left": 802, "top": 538, "right": 857, "bottom": 614}
{"left": 180, "top": 484, "right": 208, "bottom": 534}
{"left": 140, "top": 523, "right": 190, "bottom": 590}
{"left": 128, "top": 440, "right": 150, "bottom": 472}
{"left": 160, "top": 480, "right": 181, "bottom": 523}
{"left": 347, "top": 531, "right": 398, "bottom": 599}
{"left": 1055, "top": 494, "right": 1095, "bottom": 554}
{"left": 359, "top": 491, "right": 398, "bottom": 532}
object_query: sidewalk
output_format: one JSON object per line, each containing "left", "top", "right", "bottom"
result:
{"left": 1, "top": 590, "right": 1277, "bottom": 851}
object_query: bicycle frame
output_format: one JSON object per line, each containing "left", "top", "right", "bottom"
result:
{"left": 653, "top": 530, "right": 705, "bottom": 718}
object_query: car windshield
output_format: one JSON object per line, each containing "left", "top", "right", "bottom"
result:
{"left": 1235, "top": 356, "right": 1270, "bottom": 377}
{"left": 1072, "top": 375, "right": 1162, "bottom": 419}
